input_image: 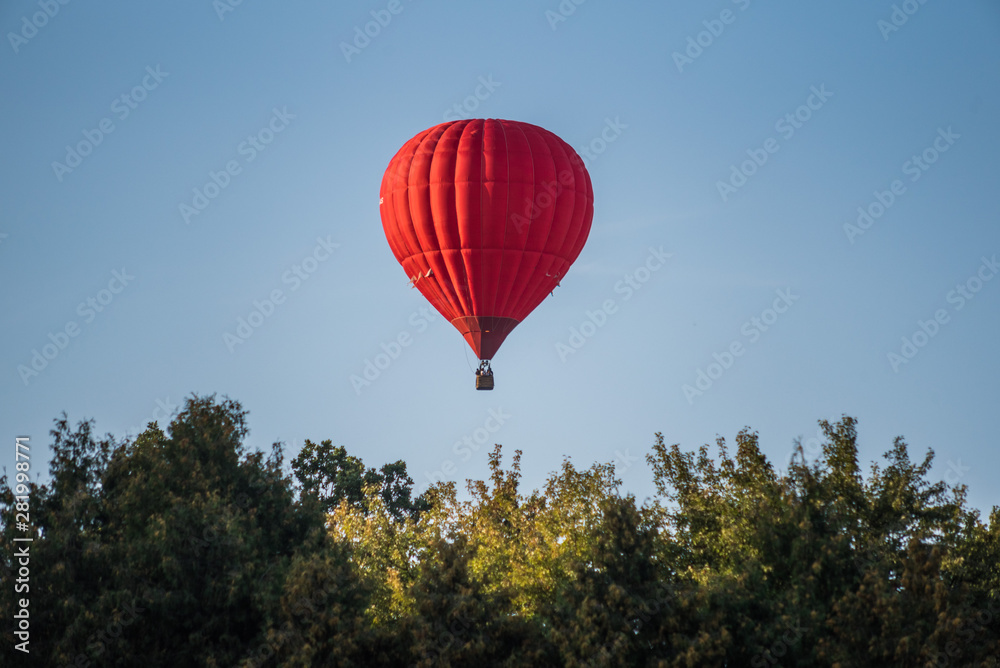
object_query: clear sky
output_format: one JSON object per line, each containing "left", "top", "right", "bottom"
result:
{"left": 2, "top": 1, "right": 998, "bottom": 514}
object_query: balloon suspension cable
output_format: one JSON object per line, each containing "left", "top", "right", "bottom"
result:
{"left": 475, "top": 360, "right": 494, "bottom": 391}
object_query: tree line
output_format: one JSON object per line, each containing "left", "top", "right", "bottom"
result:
{"left": 1, "top": 395, "right": 998, "bottom": 666}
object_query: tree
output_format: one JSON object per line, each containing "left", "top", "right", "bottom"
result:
{"left": 645, "top": 416, "right": 1000, "bottom": 666}
{"left": 0, "top": 414, "right": 115, "bottom": 665}
{"left": 547, "top": 495, "right": 669, "bottom": 667}
{"left": 820, "top": 539, "right": 1000, "bottom": 666}
{"left": 1, "top": 395, "right": 328, "bottom": 666}
{"left": 4, "top": 406, "right": 998, "bottom": 667}
{"left": 291, "top": 439, "right": 428, "bottom": 520}
{"left": 257, "top": 542, "right": 373, "bottom": 668}
{"left": 404, "top": 533, "right": 549, "bottom": 667}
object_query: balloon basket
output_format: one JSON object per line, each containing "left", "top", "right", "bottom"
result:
{"left": 475, "top": 360, "right": 494, "bottom": 390}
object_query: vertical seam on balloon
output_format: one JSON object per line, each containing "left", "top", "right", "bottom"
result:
{"left": 504, "top": 125, "right": 538, "bottom": 329}
{"left": 451, "top": 120, "right": 474, "bottom": 317}
{"left": 497, "top": 123, "right": 523, "bottom": 337}
{"left": 454, "top": 122, "right": 471, "bottom": 321}
{"left": 496, "top": 123, "right": 524, "bottom": 339}
{"left": 490, "top": 119, "right": 512, "bottom": 331}
{"left": 405, "top": 131, "right": 427, "bottom": 260}
{"left": 491, "top": 124, "right": 526, "bottom": 319}
{"left": 473, "top": 119, "right": 487, "bottom": 352}
{"left": 452, "top": 121, "right": 477, "bottom": 318}
{"left": 425, "top": 126, "right": 446, "bottom": 308}
{"left": 544, "top": 131, "right": 567, "bottom": 288}
{"left": 505, "top": 123, "right": 537, "bottom": 320}
{"left": 509, "top": 127, "right": 552, "bottom": 320}
{"left": 379, "top": 164, "right": 401, "bottom": 262}
{"left": 398, "top": 135, "right": 426, "bottom": 307}
{"left": 392, "top": 140, "right": 415, "bottom": 261}
{"left": 575, "top": 145, "right": 594, "bottom": 262}
{"left": 577, "top": 139, "right": 593, "bottom": 259}
{"left": 417, "top": 125, "right": 459, "bottom": 319}
{"left": 398, "top": 142, "right": 426, "bottom": 283}
{"left": 437, "top": 121, "right": 465, "bottom": 319}
{"left": 553, "top": 134, "right": 580, "bottom": 263}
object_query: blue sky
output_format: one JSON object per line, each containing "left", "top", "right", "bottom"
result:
{"left": 2, "top": 1, "right": 998, "bottom": 514}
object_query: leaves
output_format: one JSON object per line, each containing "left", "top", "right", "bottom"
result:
{"left": 2, "top": 405, "right": 997, "bottom": 666}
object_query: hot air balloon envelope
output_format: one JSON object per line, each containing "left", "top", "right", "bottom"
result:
{"left": 379, "top": 119, "right": 594, "bottom": 369}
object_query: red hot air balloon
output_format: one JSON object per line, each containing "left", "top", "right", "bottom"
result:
{"left": 379, "top": 119, "right": 594, "bottom": 389}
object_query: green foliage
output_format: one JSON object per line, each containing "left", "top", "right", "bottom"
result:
{"left": 291, "top": 439, "right": 428, "bottom": 520}
{"left": 1, "top": 396, "right": 324, "bottom": 666}
{"left": 547, "top": 495, "right": 664, "bottom": 667}
{"left": 403, "top": 533, "right": 548, "bottom": 667}
{"left": 2, "top": 402, "right": 998, "bottom": 667}
{"left": 258, "top": 543, "right": 373, "bottom": 668}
